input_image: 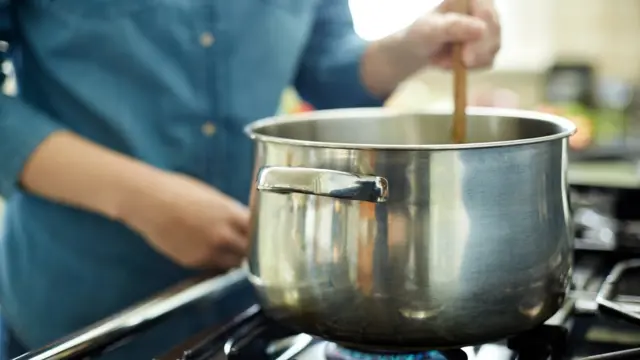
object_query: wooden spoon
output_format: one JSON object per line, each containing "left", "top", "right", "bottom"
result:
{"left": 451, "top": 0, "right": 471, "bottom": 144}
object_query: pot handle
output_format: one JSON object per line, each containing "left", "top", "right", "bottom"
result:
{"left": 256, "top": 166, "right": 389, "bottom": 203}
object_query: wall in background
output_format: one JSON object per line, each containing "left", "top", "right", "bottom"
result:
{"left": 554, "top": 0, "right": 640, "bottom": 81}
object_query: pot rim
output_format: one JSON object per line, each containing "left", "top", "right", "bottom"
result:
{"left": 244, "top": 106, "right": 578, "bottom": 150}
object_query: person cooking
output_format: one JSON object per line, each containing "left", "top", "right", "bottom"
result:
{"left": 0, "top": 0, "right": 501, "bottom": 358}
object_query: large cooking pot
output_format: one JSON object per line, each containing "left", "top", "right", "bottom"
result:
{"left": 244, "top": 107, "right": 576, "bottom": 351}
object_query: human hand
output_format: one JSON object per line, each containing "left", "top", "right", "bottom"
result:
{"left": 404, "top": 0, "right": 501, "bottom": 69}
{"left": 361, "top": 0, "right": 501, "bottom": 96}
{"left": 120, "top": 172, "right": 250, "bottom": 270}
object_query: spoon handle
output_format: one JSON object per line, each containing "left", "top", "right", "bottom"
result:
{"left": 452, "top": 0, "right": 471, "bottom": 144}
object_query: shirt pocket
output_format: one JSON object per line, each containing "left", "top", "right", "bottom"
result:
{"left": 27, "top": 0, "right": 160, "bottom": 19}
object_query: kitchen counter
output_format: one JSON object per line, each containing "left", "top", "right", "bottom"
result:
{"left": 569, "top": 160, "right": 640, "bottom": 188}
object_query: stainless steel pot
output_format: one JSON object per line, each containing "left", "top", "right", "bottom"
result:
{"left": 244, "top": 107, "right": 576, "bottom": 351}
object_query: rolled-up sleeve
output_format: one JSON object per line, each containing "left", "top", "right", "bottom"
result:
{"left": 294, "top": 0, "right": 384, "bottom": 109}
{"left": 0, "top": 96, "right": 65, "bottom": 196}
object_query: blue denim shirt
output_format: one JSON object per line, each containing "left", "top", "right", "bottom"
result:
{"left": 0, "top": 0, "right": 381, "bottom": 357}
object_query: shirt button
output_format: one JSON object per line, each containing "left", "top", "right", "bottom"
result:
{"left": 199, "top": 32, "right": 215, "bottom": 48}
{"left": 201, "top": 121, "right": 217, "bottom": 137}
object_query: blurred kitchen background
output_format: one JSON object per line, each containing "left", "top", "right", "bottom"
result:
{"left": 1, "top": 0, "right": 640, "bottom": 217}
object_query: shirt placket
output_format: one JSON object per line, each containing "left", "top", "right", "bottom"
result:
{"left": 198, "top": 2, "right": 227, "bottom": 190}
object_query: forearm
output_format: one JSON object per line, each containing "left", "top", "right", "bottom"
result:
{"left": 20, "top": 131, "right": 165, "bottom": 221}
{"left": 360, "top": 32, "right": 425, "bottom": 98}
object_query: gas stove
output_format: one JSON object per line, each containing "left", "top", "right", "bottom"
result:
{"left": 151, "top": 252, "right": 640, "bottom": 360}
{"left": 14, "top": 186, "right": 640, "bottom": 360}
{"left": 16, "top": 252, "right": 640, "bottom": 360}
{"left": 157, "top": 305, "right": 572, "bottom": 360}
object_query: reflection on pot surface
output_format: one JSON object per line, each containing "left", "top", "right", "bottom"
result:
{"left": 245, "top": 108, "right": 576, "bottom": 351}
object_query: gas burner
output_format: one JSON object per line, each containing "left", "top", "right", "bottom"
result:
{"left": 324, "top": 343, "right": 467, "bottom": 360}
